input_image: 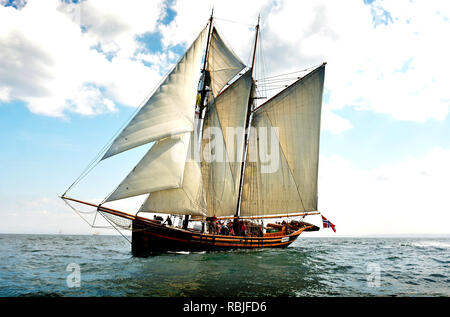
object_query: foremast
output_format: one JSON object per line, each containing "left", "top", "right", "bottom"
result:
{"left": 198, "top": 10, "right": 214, "bottom": 117}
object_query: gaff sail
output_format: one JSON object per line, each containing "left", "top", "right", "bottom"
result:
{"left": 240, "top": 65, "right": 325, "bottom": 217}
{"left": 201, "top": 69, "right": 252, "bottom": 217}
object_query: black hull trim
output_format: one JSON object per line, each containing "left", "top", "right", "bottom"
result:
{"left": 131, "top": 217, "right": 308, "bottom": 257}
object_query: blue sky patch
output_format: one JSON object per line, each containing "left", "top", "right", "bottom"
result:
{"left": 363, "top": 0, "right": 394, "bottom": 27}
{"left": 137, "top": 32, "right": 163, "bottom": 54}
{"left": 1, "top": 0, "right": 27, "bottom": 9}
{"left": 321, "top": 107, "right": 450, "bottom": 169}
{"left": 160, "top": 0, "right": 177, "bottom": 25}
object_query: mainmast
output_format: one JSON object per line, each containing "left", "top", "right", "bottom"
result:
{"left": 234, "top": 15, "right": 260, "bottom": 219}
{"left": 250, "top": 15, "right": 260, "bottom": 79}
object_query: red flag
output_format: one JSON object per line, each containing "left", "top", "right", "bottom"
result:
{"left": 322, "top": 215, "right": 336, "bottom": 233}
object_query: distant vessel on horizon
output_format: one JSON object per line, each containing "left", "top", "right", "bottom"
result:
{"left": 61, "top": 12, "right": 326, "bottom": 256}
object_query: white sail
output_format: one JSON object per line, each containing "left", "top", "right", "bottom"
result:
{"left": 102, "top": 27, "right": 207, "bottom": 160}
{"left": 105, "top": 132, "right": 191, "bottom": 203}
{"left": 139, "top": 132, "right": 207, "bottom": 216}
{"left": 201, "top": 70, "right": 252, "bottom": 216}
{"left": 240, "top": 65, "right": 325, "bottom": 216}
{"left": 208, "top": 27, "right": 246, "bottom": 96}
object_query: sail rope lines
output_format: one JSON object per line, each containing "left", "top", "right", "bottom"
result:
{"left": 256, "top": 64, "right": 321, "bottom": 81}
{"left": 214, "top": 17, "right": 255, "bottom": 27}
{"left": 62, "top": 68, "right": 168, "bottom": 198}
{"left": 252, "top": 63, "right": 325, "bottom": 115}
{"left": 62, "top": 23, "right": 210, "bottom": 244}
{"left": 61, "top": 198, "right": 131, "bottom": 244}
{"left": 98, "top": 211, "right": 131, "bottom": 244}
{"left": 255, "top": 64, "right": 324, "bottom": 95}
{"left": 254, "top": 26, "right": 269, "bottom": 111}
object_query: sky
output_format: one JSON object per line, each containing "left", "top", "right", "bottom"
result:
{"left": 1, "top": 0, "right": 449, "bottom": 236}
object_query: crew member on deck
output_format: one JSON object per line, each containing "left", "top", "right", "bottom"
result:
{"left": 163, "top": 216, "right": 172, "bottom": 226}
{"left": 207, "top": 216, "right": 218, "bottom": 234}
{"left": 227, "top": 221, "right": 234, "bottom": 236}
{"left": 182, "top": 215, "right": 189, "bottom": 229}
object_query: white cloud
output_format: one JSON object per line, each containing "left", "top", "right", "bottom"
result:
{"left": 317, "top": 147, "right": 450, "bottom": 236}
{"left": 74, "top": 0, "right": 164, "bottom": 58}
{"left": 321, "top": 107, "right": 352, "bottom": 134}
{"left": 0, "top": 196, "right": 96, "bottom": 234}
{"left": 0, "top": 0, "right": 166, "bottom": 117}
{"left": 0, "top": 195, "right": 150, "bottom": 234}
{"left": 2, "top": 0, "right": 449, "bottom": 126}
{"left": 0, "top": 86, "right": 11, "bottom": 102}
{"left": 243, "top": 0, "right": 450, "bottom": 128}
{"left": 157, "top": 0, "right": 450, "bottom": 131}
{"left": 159, "top": 0, "right": 272, "bottom": 55}
{"left": 307, "top": 0, "right": 450, "bottom": 123}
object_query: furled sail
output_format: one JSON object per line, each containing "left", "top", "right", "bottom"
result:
{"left": 105, "top": 132, "right": 191, "bottom": 203}
{"left": 139, "top": 132, "right": 207, "bottom": 216}
{"left": 201, "top": 70, "right": 252, "bottom": 216}
{"left": 240, "top": 65, "right": 325, "bottom": 216}
{"left": 208, "top": 27, "right": 246, "bottom": 96}
{"left": 101, "top": 27, "right": 207, "bottom": 160}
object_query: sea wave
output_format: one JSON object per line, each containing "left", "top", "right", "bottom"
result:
{"left": 412, "top": 240, "right": 450, "bottom": 249}
{"left": 0, "top": 235, "right": 449, "bottom": 297}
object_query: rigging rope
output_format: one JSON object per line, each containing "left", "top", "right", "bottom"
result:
{"left": 62, "top": 87, "right": 154, "bottom": 197}
{"left": 98, "top": 211, "right": 131, "bottom": 244}
{"left": 62, "top": 198, "right": 132, "bottom": 244}
{"left": 61, "top": 22, "right": 209, "bottom": 198}
{"left": 257, "top": 77, "right": 302, "bottom": 83}
{"left": 214, "top": 17, "right": 255, "bottom": 27}
{"left": 256, "top": 64, "right": 321, "bottom": 81}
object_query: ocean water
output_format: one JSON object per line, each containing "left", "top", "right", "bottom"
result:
{"left": 0, "top": 234, "right": 448, "bottom": 297}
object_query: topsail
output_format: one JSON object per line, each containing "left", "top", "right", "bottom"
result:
{"left": 207, "top": 27, "right": 246, "bottom": 96}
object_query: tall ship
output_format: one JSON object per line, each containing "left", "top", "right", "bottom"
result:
{"left": 61, "top": 12, "right": 326, "bottom": 256}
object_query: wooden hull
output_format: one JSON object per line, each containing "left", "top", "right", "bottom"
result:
{"left": 131, "top": 217, "right": 309, "bottom": 256}
{"left": 59, "top": 196, "right": 317, "bottom": 257}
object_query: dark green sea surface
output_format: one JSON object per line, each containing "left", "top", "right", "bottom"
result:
{"left": 0, "top": 234, "right": 448, "bottom": 297}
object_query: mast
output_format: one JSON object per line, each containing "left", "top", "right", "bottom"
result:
{"left": 250, "top": 15, "right": 260, "bottom": 79}
{"left": 199, "top": 9, "right": 214, "bottom": 116}
{"left": 234, "top": 15, "right": 260, "bottom": 218}
{"left": 177, "top": 10, "right": 213, "bottom": 226}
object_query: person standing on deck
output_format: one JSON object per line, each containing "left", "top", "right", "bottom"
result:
{"left": 163, "top": 216, "right": 172, "bottom": 226}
